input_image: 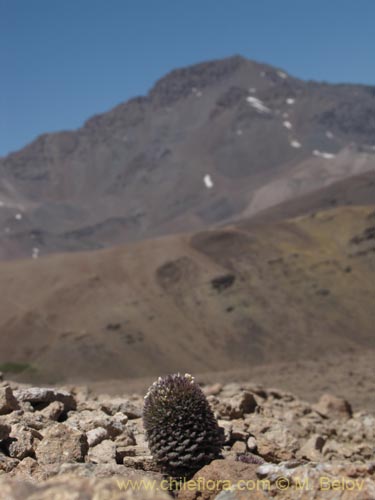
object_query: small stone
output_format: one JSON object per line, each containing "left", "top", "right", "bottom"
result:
{"left": 86, "top": 427, "right": 108, "bottom": 447}
{"left": 40, "top": 401, "right": 65, "bottom": 421}
{"left": 65, "top": 409, "right": 125, "bottom": 437}
{"left": 0, "top": 452, "right": 19, "bottom": 473}
{"left": 322, "top": 439, "right": 353, "bottom": 459}
{"left": 114, "top": 428, "right": 136, "bottom": 447}
{"left": 312, "top": 393, "right": 352, "bottom": 419}
{"left": 0, "top": 423, "right": 11, "bottom": 441}
{"left": 0, "top": 386, "right": 19, "bottom": 415}
{"left": 297, "top": 434, "right": 326, "bottom": 461}
{"left": 217, "top": 392, "right": 258, "bottom": 419}
{"left": 246, "top": 436, "right": 257, "bottom": 452}
{"left": 100, "top": 398, "right": 141, "bottom": 419}
{"left": 118, "top": 444, "right": 149, "bottom": 457}
{"left": 256, "top": 462, "right": 281, "bottom": 478}
{"left": 217, "top": 420, "right": 232, "bottom": 444}
{"left": 35, "top": 423, "right": 88, "bottom": 464}
{"left": 256, "top": 423, "right": 299, "bottom": 461}
{"left": 231, "top": 423, "right": 248, "bottom": 441}
{"left": 88, "top": 439, "right": 116, "bottom": 464}
{"left": 7, "top": 424, "right": 42, "bottom": 460}
{"left": 14, "top": 387, "right": 76, "bottom": 413}
{"left": 231, "top": 440, "right": 247, "bottom": 454}
{"left": 8, "top": 456, "right": 45, "bottom": 481}
{"left": 203, "top": 383, "right": 223, "bottom": 396}
{"left": 122, "top": 455, "right": 157, "bottom": 471}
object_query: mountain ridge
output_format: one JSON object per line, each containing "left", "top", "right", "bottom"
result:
{"left": 1, "top": 54, "right": 375, "bottom": 260}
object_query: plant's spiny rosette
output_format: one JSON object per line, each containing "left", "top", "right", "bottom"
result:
{"left": 143, "top": 373, "right": 224, "bottom": 476}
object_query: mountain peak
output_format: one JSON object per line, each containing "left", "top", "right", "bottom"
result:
{"left": 149, "top": 54, "right": 248, "bottom": 106}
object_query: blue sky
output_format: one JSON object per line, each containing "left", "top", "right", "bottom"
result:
{"left": 1, "top": 0, "right": 374, "bottom": 156}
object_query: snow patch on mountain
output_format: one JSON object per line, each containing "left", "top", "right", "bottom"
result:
{"left": 246, "top": 96, "right": 271, "bottom": 114}
{"left": 32, "top": 247, "right": 40, "bottom": 259}
{"left": 203, "top": 175, "right": 214, "bottom": 189}
{"left": 313, "top": 150, "right": 335, "bottom": 159}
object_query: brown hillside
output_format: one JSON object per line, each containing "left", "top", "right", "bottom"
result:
{"left": 0, "top": 205, "right": 374, "bottom": 383}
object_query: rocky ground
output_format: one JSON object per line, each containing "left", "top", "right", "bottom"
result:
{"left": 0, "top": 373, "right": 374, "bottom": 499}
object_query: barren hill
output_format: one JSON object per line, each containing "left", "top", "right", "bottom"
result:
{"left": 0, "top": 205, "right": 374, "bottom": 383}
{"left": 1, "top": 55, "right": 375, "bottom": 259}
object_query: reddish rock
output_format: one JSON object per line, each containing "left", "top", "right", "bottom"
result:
{"left": 312, "top": 394, "right": 352, "bottom": 419}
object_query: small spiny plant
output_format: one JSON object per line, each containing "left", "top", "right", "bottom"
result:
{"left": 143, "top": 373, "right": 224, "bottom": 477}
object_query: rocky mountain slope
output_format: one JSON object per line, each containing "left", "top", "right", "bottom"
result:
{"left": 0, "top": 376, "right": 374, "bottom": 499}
{"left": 248, "top": 169, "right": 375, "bottom": 224}
{"left": 1, "top": 55, "right": 375, "bottom": 259}
{"left": 0, "top": 205, "right": 374, "bottom": 383}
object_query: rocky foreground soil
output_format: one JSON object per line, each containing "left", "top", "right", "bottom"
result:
{"left": 0, "top": 373, "right": 374, "bottom": 499}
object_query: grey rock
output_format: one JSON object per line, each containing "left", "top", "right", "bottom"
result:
{"left": 0, "top": 452, "right": 19, "bottom": 473}
{"left": 0, "top": 386, "right": 19, "bottom": 415}
{"left": 100, "top": 398, "right": 142, "bottom": 419}
{"left": 217, "top": 392, "right": 258, "bottom": 419}
{"left": 65, "top": 409, "right": 126, "bottom": 437}
{"left": 7, "top": 424, "right": 42, "bottom": 460}
{"left": 39, "top": 401, "right": 65, "bottom": 421}
{"left": 35, "top": 423, "right": 88, "bottom": 464}
{"left": 86, "top": 426, "right": 108, "bottom": 447}
{"left": 13, "top": 387, "right": 76, "bottom": 412}
{"left": 87, "top": 439, "right": 116, "bottom": 464}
